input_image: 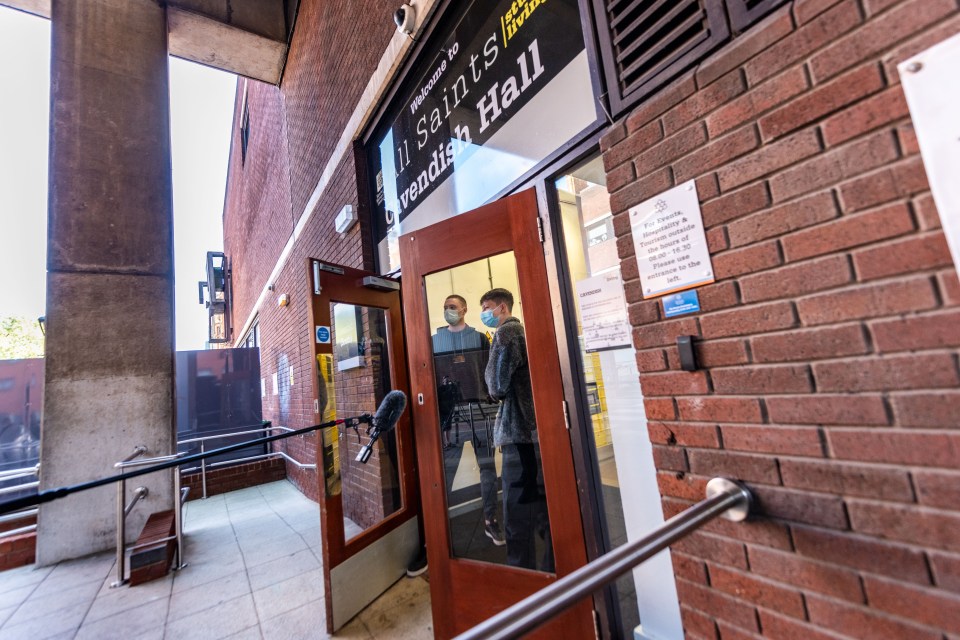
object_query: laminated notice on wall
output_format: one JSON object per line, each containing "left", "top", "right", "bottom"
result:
{"left": 630, "top": 180, "right": 714, "bottom": 299}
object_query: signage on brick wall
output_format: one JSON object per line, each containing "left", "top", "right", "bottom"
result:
{"left": 630, "top": 180, "right": 714, "bottom": 299}
{"left": 369, "top": 0, "right": 598, "bottom": 273}
{"left": 899, "top": 32, "right": 960, "bottom": 274}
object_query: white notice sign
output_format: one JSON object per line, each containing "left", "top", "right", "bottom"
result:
{"left": 630, "top": 180, "right": 714, "bottom": 298}
{"left": 576, "top": 271, "right": 632, "bottom": 352}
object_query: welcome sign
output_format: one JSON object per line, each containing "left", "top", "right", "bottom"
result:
{"left": 370, "top": 0, "right": 597, "bottom": 272}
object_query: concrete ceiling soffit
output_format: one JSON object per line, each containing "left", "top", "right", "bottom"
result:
{"left": 0, "top": 0, "right": 50, "bottom": 18}
{"left": 167, "top": 7, "right": 287, "bottom": 84}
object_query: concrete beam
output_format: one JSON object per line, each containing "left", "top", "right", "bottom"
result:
{"left": 0, "top": 0, "right": 292, "bottom": 83}
{"left": 168, "top": 6, "right": 287, "bottom": 84}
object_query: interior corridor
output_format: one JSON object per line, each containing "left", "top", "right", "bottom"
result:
{"left": 0, "top": 482, "right": 432, "bottom": 639}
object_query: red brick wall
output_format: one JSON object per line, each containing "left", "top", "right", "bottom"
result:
{"left": 181, "top": 457, "right": 288, "bottom": 501}
{"left": 222, "top": 0, "right": 394, "bottom": 503}
{"left": 602, "top": 1, "right": 960, "bottom": 637}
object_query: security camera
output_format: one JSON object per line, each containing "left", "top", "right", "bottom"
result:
{"left": 394, "top": 3, "right": 415, "bottom": 35}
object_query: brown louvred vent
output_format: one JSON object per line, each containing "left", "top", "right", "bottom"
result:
{"left": 596, "top": 0, "right": 729, "bottom": 117}
{"left": 725, "top": 0, "right": 788, "bottom": 32}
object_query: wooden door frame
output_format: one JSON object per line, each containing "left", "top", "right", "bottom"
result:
{"left": 399, "top": 189, "right": 595, "bottom": 639}
{"left": 305, "top": 260, "right": 420, "bottom": 630}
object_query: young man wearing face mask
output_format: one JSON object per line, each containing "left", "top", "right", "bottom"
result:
{"left": 431, "top": 294, "right": 504, "bottom": 547}
{"left": 480, "top": 288, "right": 553, "bottom": 571}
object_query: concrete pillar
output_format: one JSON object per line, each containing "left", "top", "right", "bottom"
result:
{"left": 37, "top": 0, "right": 175, "bottom": 565}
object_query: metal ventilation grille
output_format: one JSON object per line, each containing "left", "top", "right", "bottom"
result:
{"left": 597, "top": 0, "right": 729, "bottom": 115}
{"left": 725, "top": 0, "right": 788, "bottom": 32}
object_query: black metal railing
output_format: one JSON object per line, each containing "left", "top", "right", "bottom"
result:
{"left": 455, "top": 477, "right": 753, "bottom": 640}
{"left": 0, "top": 419, "right": 337, "bottom": 516}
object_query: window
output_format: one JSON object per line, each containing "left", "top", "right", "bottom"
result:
{"left": 240, "top": 85, "right": 251, "bottom": 166}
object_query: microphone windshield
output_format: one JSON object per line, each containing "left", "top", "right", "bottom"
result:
{"left": 373, "top": 390, "right": 407, "bottom": 433}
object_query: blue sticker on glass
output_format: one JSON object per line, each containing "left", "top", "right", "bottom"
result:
{"left": 662, "top": 290, "right": 701, "bottom": 318}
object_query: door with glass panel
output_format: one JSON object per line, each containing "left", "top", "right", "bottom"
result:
{"left": 305, "top": 261, "right": 419, "bottom": 634}
{"left": 399, "top": 189, "right": 595, "bottom": 639}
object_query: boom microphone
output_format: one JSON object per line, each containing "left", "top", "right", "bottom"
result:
{"left": 356, "top": 390, "right": 407, "bottom": 463}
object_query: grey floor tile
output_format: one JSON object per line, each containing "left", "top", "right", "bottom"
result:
{"left": 170, "top": 552, "right": 247, "bottom": 594}
{"left": 0, "top": 599, "right": 89, "bottom": 640}
{"left": 239, "top": 535, "right": 308, "bottom": 569}
{"left": 246, "top": 548, "right": 320, "bottom": 592}
{"left": 83, "top": 573, "right": 172, "bottom": 624}
{"left": 5, "top": 578, "right": 101, "bottom": 627}
{"left": 167, "top": 570, "right": 251, "bottom": 622}
{"left": 0, "top": 584, "right": 38, "bottom": 612}
{"left": 0, "top": 606, "right": 15, "bottom": 628}
{"left": 259, "top": 597, "right": 327, "bottom": 640}
{"left": 0, "top": 565, "right": 52, "bottom": 596}
{"left": 223, "top": 626, "right": 263, "bottom": 640}
{"left": 252, "top": 569, "right": 325, "bottom": 622}
{"left": 32, "top": 553, "right": 114, "bottom": 596}
{"left": 163, "top": 593, "right": 259, "bottom": 640}
{"left": 75, "top": 597, "right": 168, "bottom": 640}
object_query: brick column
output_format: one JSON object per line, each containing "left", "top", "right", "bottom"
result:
{"left": 37, "top": 0, "right": 175, "bottom": 564}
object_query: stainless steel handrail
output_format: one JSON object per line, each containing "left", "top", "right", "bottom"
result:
{"left": 0, "top": 464, "right": 40, "bottom": 481}
{"left": 0, "top": 466, "right": 42, "bottom": 540}
{"left": 0, "top": 481, "right": 39, "bottom": 497}
{"left": 111, "top": 450, "right": 188, "bottom": 588}
{"left": 455, "top": 477, "right": 753, "bottom": 640}
{"left": 178, "top": 426, "right": 315, "bottom": 499}
{"left": 0, "top": 508, "right": 37, "bottom": 525}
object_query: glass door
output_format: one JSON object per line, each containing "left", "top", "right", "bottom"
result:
{"left": 305, "top": 261, "right": 420, "bottom": 634}
{"left": 400, "top": 189, "right": 595, "bottom": 639}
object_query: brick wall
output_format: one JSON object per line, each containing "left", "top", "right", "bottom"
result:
{"left": 181, "top": 457, "right": 287, "bottom": 500}
{"left": 602, "top": 1, "right": 960, "bottom": 637}
{"left": 222, "top": 0, "right": 394, "bottom": 505}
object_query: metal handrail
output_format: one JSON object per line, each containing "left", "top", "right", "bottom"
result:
{"left": 178, "top": 425, "right": 314, "bottom": 499}
{"left": 111, "top": 449, "right": 187, "bottom": 588}
{"left": 0, "top": 481, "right": 39, "bottom": 497}
{"left": 0, "top": 464, "right": 40, "bottom": 481}
{"left": 115, "top": 452, "right": 186, "bottom": 469}
{"left": 455, "top": 478, "right": 753, "bottom": 640}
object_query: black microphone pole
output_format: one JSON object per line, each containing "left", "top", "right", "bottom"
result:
{"left": 0, "top": 416, "right": 354, "bottom": 516}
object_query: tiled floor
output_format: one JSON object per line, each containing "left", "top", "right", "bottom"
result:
{"left": 0, "top": 481, "right": 433, "bottom": 639}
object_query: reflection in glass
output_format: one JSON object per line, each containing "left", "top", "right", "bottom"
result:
{"left": 556, "top": 157, "right": 640, "bottom": 636}
{"left": 328, "top": 303, "right": 402, "bottom": 540}
{"left": 424, "top": 254, "right": 554, "bottom": 571}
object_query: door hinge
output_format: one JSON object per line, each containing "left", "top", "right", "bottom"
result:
{"left": 536, "top": 216, "right": 545, "bottom": 243}
{"left": 562, "top": 400, "right": 571, "bottom": 431}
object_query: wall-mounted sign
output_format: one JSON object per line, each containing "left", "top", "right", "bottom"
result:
{"left": 899, "top": 32, "right": 960, "bottom": 274}
{"left": 663, "top": 290, "right": 701, "bottom": 318}
{"left": 315, "top": 325, "right": 331, "bottom": 344}
{"left": 369, "top": 0, "right": 598, "bottom": 273}
{"left": 630, "top": 180, "right": 714, "bottom": 298}
{"left": 575, "top": 271, "right": 632, "bottom": 352}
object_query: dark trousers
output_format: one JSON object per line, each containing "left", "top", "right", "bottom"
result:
{"left": 501, "top": 442, "right": 553, "bottom": 571}
{"left": 474, "top": 427, "right": 499, "bottom": 524}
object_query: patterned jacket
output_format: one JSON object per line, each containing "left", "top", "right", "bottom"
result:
{"left": 484, "top": 317, "right": 537, "bottom": 446}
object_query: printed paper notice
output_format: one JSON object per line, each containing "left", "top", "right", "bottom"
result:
{"left": 630, "top": 180, "right": 714, "bottom": 298}
{"left": 576, "top": 272, "right": 632, "bottom": 352}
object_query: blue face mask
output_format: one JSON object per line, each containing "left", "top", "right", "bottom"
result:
{"left": 480, "top": 307, "right": 499, "bottom": 328}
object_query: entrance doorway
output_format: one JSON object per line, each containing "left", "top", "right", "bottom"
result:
{"left": 305, "top": 262, "right": 420, "bottom": 634}
{"left": 400, "top": 190, "right": 595, "bottom": 639}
